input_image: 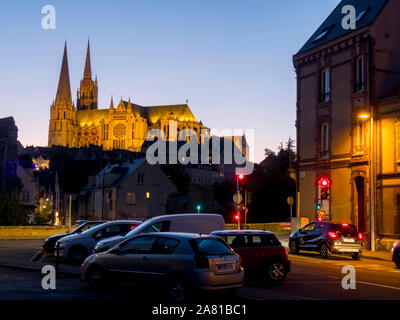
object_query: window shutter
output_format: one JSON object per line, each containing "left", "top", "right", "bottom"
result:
{"left": 396, "top": 123, "right": 400, "bottom": 163}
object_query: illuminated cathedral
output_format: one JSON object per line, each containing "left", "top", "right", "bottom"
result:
{"left": 48, "top": 41, "right": 208, "bottom": 151}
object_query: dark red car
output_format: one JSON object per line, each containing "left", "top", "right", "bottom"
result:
{"left": 210, "top": 230, "right": 290, "bottom": 282}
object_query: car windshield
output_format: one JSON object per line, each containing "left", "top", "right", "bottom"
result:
{"left": 332, "top": 224, "right": 358, "bottom": 236}
{"left": 80, "top": 222, "right": 108, "bottom": 235}
{"left": 72, "top": 222, "right": 102, "bottom": 234}
{"left": 190, "top": 237, "right": 234, "bottom": 256}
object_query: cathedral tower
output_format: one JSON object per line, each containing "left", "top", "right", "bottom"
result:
{"left": 48, "top": 42, "right": 76, "bottom": 147}
{"left": 77, "top": 40, "right": 98, "bottom": 110}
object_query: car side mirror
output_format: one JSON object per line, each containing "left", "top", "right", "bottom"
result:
{"left": 95, "top": 233, "right": 102, "bottom": 241}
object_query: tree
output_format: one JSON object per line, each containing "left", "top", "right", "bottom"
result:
{"left": 0, "top": 193, "right": 26, "bottom": 225}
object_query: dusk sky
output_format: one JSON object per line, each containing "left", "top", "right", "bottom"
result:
{"left": 0, "top": 0, "right": 340, "bottom": 163}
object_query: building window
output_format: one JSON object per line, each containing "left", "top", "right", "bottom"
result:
{"left": 354, "top": 122, "right": 365, "bottom": 154}
{"left": 127, "top": 192, "right": 136, "bottom": 204}
{"left": 113, "top": 139, "right": 125, "bottom": 149}
{"left": 137, "top": 172, "right": 144, "bottom": 184}
{"left": 22, "top": 190, "right": 30, "bottom": 202}
{"left": 320, "top": 122, "right": 329, "bottom": 158}
{"left": 320, "top": 68, "right": 330, "bottom": 102}
{"left": 396, "top": 195, "right": 400, "bottom": 234}
{"left": 146, "top": 192, "right": 150, "bottom": 199}
{"left": 355, "top": 56, "right": 364, "bottom": 92}
{"left": 396, "top": 123, "right": 400, "bottom": 163}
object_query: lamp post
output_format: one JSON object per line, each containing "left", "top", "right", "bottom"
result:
{"left": 359, "top": 111, "right": 375, "bottom": 251}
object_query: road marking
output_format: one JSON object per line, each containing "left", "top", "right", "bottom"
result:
{"left": 358, "top": 281, "right": 400, "bottom": 291}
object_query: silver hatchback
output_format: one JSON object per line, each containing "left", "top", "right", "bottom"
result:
{"left": 81, "top": 232, "right": 244, "bottom": 301}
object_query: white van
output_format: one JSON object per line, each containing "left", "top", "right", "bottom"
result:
{"left": 93, "top": 213, "right": 225, "bottom": 253}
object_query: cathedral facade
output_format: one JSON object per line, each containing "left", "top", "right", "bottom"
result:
{"left": 48, "top": 41, "right": 208, "bottom": 151}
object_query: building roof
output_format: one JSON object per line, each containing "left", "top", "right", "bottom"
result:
{"left": 75, "top": 101, "right": 199, "bottom": 126}
{"left": 56, "top": 42, "right": 72, "bottom": 105}
{"left": 96, "top": 157, "right": 147, "bottom": 188}
{"left": 296, "top": 0, "right": 388, "bottom": 56}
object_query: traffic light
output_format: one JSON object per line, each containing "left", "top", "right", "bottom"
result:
{"left": 234, "top": 214, "right": 240, "bottom": 221}
{"left": 318, "top": 177, "right": 331, "bottom": 200}
{"left": 316, "top": 203, "right": 321, "bottom": 211}
{"left": 237, "top": 174, "right": 244, "bottom": 180}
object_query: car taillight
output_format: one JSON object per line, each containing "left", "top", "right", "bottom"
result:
{"left": 130, "top": 225, "right": 137, "bottom": 229}
{"left": 194, "top": 254, "right": 209, "bottom": 269}
{"left": 357, "top": 233, "right": 364, "bottom": 241}
{"left": 328, "top": 232, "right": 338, "bottom": 239}
{"left": 342, "top": 223, "right": 349, "bottom": 227}
{"left": 284, "top": 247, "right": 289, "bottom": 257}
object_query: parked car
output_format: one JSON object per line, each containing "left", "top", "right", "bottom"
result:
{"left": 55, "top": 220, "right": 141, "bottom": 262}
{"left": 42, "top": 221, "right": 105, "bottom": 254}
{"left": 392, "top": 241, "right": 400, "bottom": 269}
{"left": 94, "top": 213, "right": 225, "bottom": 253}
{"left": 289, "top": 221, "right": 364, "bottom": 259}
{"left": 211, "top": 230, "right": 290, "bottom": 282}
{"left": 81, "top": 232, "right": 243, "bottom": 301}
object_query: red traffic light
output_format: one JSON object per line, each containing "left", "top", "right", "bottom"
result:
{"left": 234, "top": 214, "right": 240, "bottom": 220}
{"left": 237, "top": 174, "right": 244, "bottom": 180}
{"left": 318, "top": 177, "right": 331, "bottom": 188}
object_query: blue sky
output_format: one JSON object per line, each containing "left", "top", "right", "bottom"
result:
{"left": 0, "top": 0, "right": 340, "bottom": 162}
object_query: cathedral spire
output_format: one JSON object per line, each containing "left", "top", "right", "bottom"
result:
{"left": 110, "top": 96, "right": 114, "bottom": 109}
{"left": 84, "top": 39, "right": 92, "bottom": 80}
{"left": 56, "top": 42, "right": 72, "bottom": 105}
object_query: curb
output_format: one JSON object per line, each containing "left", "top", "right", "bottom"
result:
{"left": 0, "top": 262, "right": 80, "bottom": 278}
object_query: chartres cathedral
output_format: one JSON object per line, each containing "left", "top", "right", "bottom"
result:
{"left": 48, "top": 41, "right": 208, "bottom": 151}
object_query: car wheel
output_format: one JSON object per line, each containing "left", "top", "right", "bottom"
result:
{"left": 167, "top": 275, "right": 190, "bottom": 302}
{"left": 289, "top": 240, "right": 299, "bottom": 254}
{"left": 86, "top": 265, "right": 104, "bottom": 289}
{"left": 68, "top": 246, "right": 88, "bottom": 262}
{"left": 394, "top": 251, "right": 400, "bottom": 269}
{"left": 265, "top": 260, "right": 287, "bottom": 282}
{"left": 320, "top": 243, "right": 331, "bottom": 259}
{"left": 352, "top": 252, "right": 362, "bottom": 260}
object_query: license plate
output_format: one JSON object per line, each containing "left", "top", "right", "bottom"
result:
{"left": 343, "top": 238, "right": 355, "bottom": 243}
{"left": 217, "top": 263, "right": 234, "bottom": 271}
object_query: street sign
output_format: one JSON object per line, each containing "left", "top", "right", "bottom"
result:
{"left": 233, "top": 193, "right": 243, "bottom": 204}
{"left": 234, "top": 203, "right": 243, "bottom": 213}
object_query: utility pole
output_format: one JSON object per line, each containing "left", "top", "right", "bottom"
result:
{"left": 68, "top": 195, "right": 72, "bottom": 232}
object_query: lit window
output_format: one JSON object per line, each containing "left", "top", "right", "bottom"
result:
{"left": 127, "top": 192, "right": 136, "bottom": 204}
{"left": 320, "top": 122, "right": 329, "bottom": 158}
{"left": 321, "top": 69, "right": 330, "bottom": 102}
{"left": 354, "top": 122, "right": 365, "bottom": 154}
{"left": 396, "top": 123, "right": 400, "bottom": 163}
{"left": 146, "top": 192, "right": 150, "bottom": 199}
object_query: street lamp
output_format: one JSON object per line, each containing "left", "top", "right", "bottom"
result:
{"left": 358, "top": 110, "right": 375, "bottom": 251}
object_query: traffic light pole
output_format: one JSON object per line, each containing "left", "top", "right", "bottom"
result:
{"left": 236, "top": 175, "right": 240, "bottom": 230}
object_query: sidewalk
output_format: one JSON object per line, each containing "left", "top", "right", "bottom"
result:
{"left": 276, "top": 235, "right": 393, "bottom": 262}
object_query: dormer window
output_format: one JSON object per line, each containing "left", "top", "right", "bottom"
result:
{"left": 313, "top": 25, "right": 334, "bottom": 42}
{"left": 356, "top": 8, "right": 369, "bottom": 22}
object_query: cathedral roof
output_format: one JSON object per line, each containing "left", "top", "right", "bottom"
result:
{"left": 56, "top": 42, "right": 72, "bottom": 105}
{"left": 76, "top": 109, "right": 109, "bottom": 126}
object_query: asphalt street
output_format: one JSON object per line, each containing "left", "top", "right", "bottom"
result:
{"left": 1, "top": 240, "right": 400, "bottom": 300}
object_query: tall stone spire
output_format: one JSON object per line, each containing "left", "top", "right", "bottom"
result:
{"left": 77, "top": 39, "right": 98, "bottom": 110}
{"left": 83, "top": 39, "right": 92, "bottom": 80}
{"left": 56, "top": 42, "right": 72, "bottom": 105}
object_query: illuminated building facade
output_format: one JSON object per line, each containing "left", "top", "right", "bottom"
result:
{"left": 48, "top": 41, "right": 208, "bottom": 152}
{"left": 294, "top": 0, "right": 400, "bottom": 249}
